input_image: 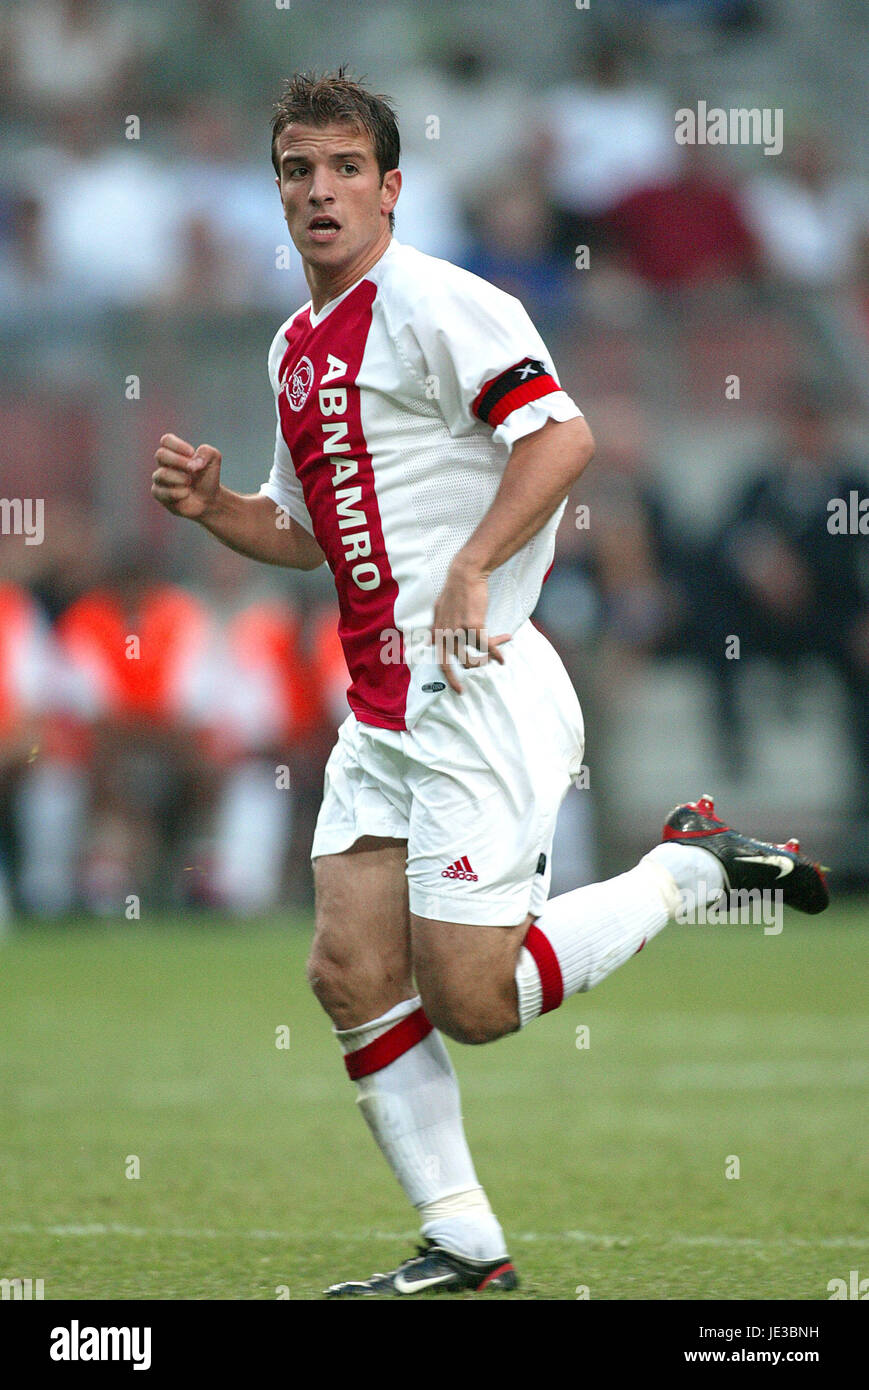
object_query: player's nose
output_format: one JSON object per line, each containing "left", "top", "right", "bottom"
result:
{"left": 308, "top": 171, "right": 336, "bottom": 205}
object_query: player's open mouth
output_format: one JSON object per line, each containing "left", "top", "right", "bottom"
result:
{"left": 308, "top": 217, "right": 341, "bottom": 241}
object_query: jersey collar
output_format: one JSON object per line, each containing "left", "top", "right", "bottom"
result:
{"left": 307, "top": 238, "right": 400, "bottom": 328}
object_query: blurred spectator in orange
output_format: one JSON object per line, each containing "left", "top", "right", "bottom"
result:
{"left": 208, "top": 594, "right": 321, "bottom": 914}
{"left": 0, "top": 502, "right": 100, "bottom": 917}
{"left": 0, "top": 580, "right": 87, "bottom": 917}
{"left": 56, "top": 557, "right": 218, "bottom": 912}
{"left": 0, "top": 583, "right": 49, "bottom": 918}
{"left": 308, "top": 604, "right": 351, "bottom": 733}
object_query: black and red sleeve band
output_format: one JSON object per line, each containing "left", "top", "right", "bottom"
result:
{"left": 471, "top": 357, "right": 560, "bottom": 428}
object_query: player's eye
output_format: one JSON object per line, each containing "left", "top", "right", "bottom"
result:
{"left": 286, "top": 165, "right": 308, "bottom": 179}
{"left": 341, "top": 163, "right": 359, "bottom": 175}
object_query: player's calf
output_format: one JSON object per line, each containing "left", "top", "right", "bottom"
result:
{"left": 411, "top": 914, "right": 530, "bottom": 1044}
{"left": 417, "top": 987, "right": 518, "bottom": 1047}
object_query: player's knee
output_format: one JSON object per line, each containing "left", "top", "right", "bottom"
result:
{"left": 306, "top": 944, "right": 412, "bottom": 1030}
{"left": 306, "top": 946, "right": 355, "bottom": 1021}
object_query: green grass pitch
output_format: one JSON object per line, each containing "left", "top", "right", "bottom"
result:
{"left": 1, "top": 905, "right": 866, "bottom": 1300}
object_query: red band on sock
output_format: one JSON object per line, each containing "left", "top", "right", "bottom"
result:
{"left": 523, "top": 923, "right": 564, "bottom": 1014}
{"left": 344, "top": 1007, "right": 433, "bottom": 1080}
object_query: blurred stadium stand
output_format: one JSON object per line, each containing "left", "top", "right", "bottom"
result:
{"left": 1, "top": 0, "right": 868, "bottom": 918}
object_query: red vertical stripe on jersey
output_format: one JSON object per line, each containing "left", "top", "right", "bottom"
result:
{"left": 344, "top": 1008, "right": 433, "bottom": 1080}
{"left": 523, "top": 923, "right": 564, "bottom": 1014}
{"left": 276, "top": 281, "right": 409, "bottom": 729}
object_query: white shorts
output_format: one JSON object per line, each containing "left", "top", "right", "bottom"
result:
{"left": 310, "top": 621, "right": 585, "bottom": 925}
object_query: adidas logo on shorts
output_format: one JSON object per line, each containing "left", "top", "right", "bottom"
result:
{"left": 441, "top": 855, "right": 478, "bottom": 881}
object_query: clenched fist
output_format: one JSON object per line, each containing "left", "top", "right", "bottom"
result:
{"left": 152, "top": 433, "right": 222, "bottom": 520}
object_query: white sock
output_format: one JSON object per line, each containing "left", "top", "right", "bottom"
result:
{"left": 645, "top": 842, "right": 726, "bottom": 909}
{"left": 515, "top": 844, "right": 725, "bottom": 1026}
{"left": 335, "top": 996, "right": 508, "bottom": 1262}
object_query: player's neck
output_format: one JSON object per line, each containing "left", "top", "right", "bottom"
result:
{"left": 305, "top": 230, "right": 392, "bottom": 314}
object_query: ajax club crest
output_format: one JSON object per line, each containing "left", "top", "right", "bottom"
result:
{"left": 284, "top": 355, "right": 314, "bottom": 412}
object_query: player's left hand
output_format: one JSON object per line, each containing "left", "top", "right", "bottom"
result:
{"left": 431, "top": 563, "right": 511, "bottom": 694}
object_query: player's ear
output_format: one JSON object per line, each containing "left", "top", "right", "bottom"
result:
{"left": 381, "top": 168, "right": 401, "bottom": 216}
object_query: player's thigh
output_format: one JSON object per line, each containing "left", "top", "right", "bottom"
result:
{"left": 403, "top": 621, "right": 583, "bottom": 929}
{"left": 310, "top": 836, "right": 413, "bottom": 1023}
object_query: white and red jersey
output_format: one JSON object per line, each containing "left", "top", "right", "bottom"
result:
{"left": 260, "top": 238, "right": 582, "bottom": 731}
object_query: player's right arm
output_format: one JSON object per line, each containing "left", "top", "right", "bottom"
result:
{"left": 152, "top": 433, "right": 325, "bottom": 570}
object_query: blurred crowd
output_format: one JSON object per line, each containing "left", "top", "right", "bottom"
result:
{"left": 2, "top": 0, "right": 869, "bottom": 911}
{"left": 0, "top": 545, "right": 349, "bottom": 918}
{"left": 2, "top": 4, "right": 868, "bottom": 324}
{"left": 539, "top": 387, "right": 869, "bottom": 806}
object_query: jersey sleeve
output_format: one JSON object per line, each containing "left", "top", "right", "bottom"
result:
{"left": 405, "top": 265, "right": 583, "bottom": 449}
{"left": 258, "top": 325, "right": 316, "bottom": 535}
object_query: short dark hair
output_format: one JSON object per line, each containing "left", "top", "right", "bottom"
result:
{"left": 271, "top": 68, "right": 400, "bottom": 230}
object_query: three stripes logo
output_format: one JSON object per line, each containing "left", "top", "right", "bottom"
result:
{"left": 441, "top": 855, "right": 478, "bottom": 882}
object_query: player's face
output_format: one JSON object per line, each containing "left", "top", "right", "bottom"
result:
{"left": 275, "top": 122, "right": 399, "bottom": 272}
